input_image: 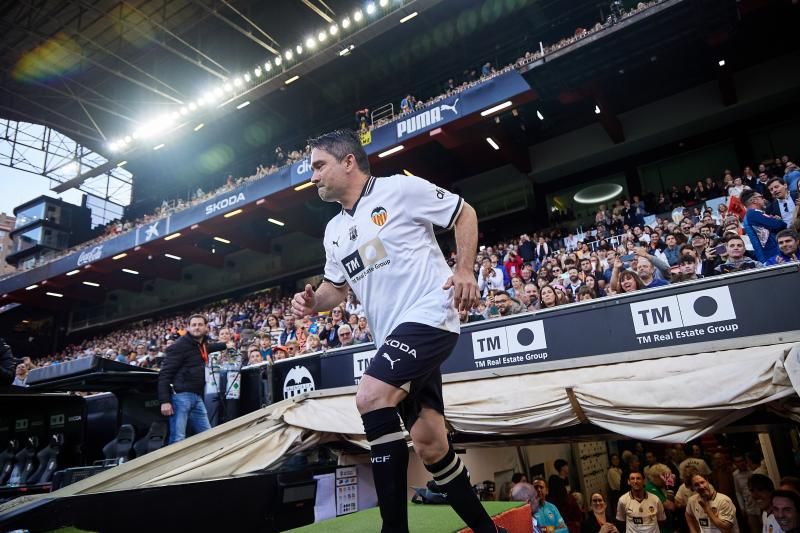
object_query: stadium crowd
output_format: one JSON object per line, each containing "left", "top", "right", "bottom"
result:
{"left": 12, "top": 150, "right": 799, "bottom": 386}
{"left": 4, "top": 0, "right": 669, "bottom": 279}
{"left": 500, "top": 441, "right": 800, "bottom": 533}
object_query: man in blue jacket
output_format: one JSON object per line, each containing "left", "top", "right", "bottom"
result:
{"left": 741, "top": 189, "right": 786, "bottom": 263}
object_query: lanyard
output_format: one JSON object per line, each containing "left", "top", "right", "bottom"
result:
{"left": 199, "top": 343, "right": 208, "bottom": 365}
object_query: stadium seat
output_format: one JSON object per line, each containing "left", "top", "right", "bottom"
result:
{"left": 102, "top": 424, "right": 136, "bottom": 463}
{"left": 133, "top": 421, "right": 167, "bottom": 457}
{"left": 27, "top": 434, "right": 63, "bottom": 485}
{"left": 0, "top": 439, "right": 19, "bottom": 486}
{"left": 12, "top": 436, "right": 39, "bottom": 486}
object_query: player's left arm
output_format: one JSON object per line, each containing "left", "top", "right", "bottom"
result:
{"left": 443, "top": 201, "right": 480, "bottom": 312}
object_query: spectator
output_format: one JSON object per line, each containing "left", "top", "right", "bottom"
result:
{"left": 766, "top": 229, "right": 799, "bottom": 265}
{"left": 535, "top": 236, "right": 551, "bottom": 262}
{"left": 353, "top": 315, "right": 373, "bottom": 344}
{"left": 303, "top": 334, "right": 322, "bottom": 354}
{"left": 272, "top": 345, "right": 288, "bottom": 361}
{"left": 714, "top": 235, "right": 764, "bottom": 274}
{"left": 247, "top": 347, "right": 263, "bottom": 365}
{"left": 491, "top": 290, "right": 521, "bottom": 317}
{"left": 504, "top": 249, "right": 524, "bottom": 279}
{"left": 279, "top": 315, "right": 299, "bottom": 345}
{"left": 549, "top": 459, "right": 572, "bottom": 496}
{"left": 158, "top": 314, "right": 232, "bottom": 445}
{"left": 608, "top": 454, "right": 623, "bottom": 511}
{"left": 772, "top": 490, "right": 800, "bottom": 533}
{"left": 523, "top": 283, "right": 540, "bottom": 310}
{"left": 731, "top": 453, "right": 760, "bottom": 533}
{"left": 617, "top": 471, "right": 665, "bottom": 533}
{"left": 748, "top": 474, "right": 776, "bottom": 533}
{"left": 583, "top": 493, "right": 620, "bottom": 533}
{"left": 785, "top": 161, "right": 800, "bottom": 194}
{"left": 337, "top": 324, "right": 355, "bottom": 347}
{"left": 477, "top": 257, "right": 505, "bottom": 297}
{"left": 646, "top": 463, "right": 677, "bottom": 533}
{"left": 12, "top": 362, "right": 28, "bottom": 386}
{"left": 264, "top": 314, "right": 282, "bottom": 345}
{"left": 533, "top": 477, "right": 569, "bottom": 533}
{"left": 540, "top": 285, "right": 560, "bottom": 309}
{"left": 636, "top": 254, "right": 670, "bottom": 289}
{"left": 258, "top": 334, "right": 273, "bottom": 362}
{"left": 679, "top": 445, "right": 713, "bottom": 477}
{"left": 741, "top": 189, "right": 786, "bottom": 262}
{"left": 685, "top": 473, "right": 739, "bottom": 533}
{"left": 510, "top": 482, "right": 540, "bottom": 522}
{"left": 663, "top": 234, "right": 681, "bottom": 266}
{"left": 285, "top": 340, "right": 299, "bottom": 357}
{"left": 345, "top": 293, "right": 364, "bottom": 316}
{"left": 767, "top": 177, "right": 798, "bottom": 229}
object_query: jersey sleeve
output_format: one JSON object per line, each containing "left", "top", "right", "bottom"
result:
{"left": 322, "top": 232, "right": 347, "bottom": 288}
{"left": 403, "top": 175, "right": 464, "bottom": 230}
{"left": 616, "top": 498, "right": 627, "bottom": 522}
{"left": 717, "top": 497, "right": 737, "bottom": 527}
{"left": 656, "top": 499, "right": 666, "bottom": 521}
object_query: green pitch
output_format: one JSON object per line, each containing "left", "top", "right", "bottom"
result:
{"left": 288, "top": 501, "right": 525, "bottom": 533}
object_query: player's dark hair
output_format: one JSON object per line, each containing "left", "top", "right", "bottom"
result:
{"left": 748, "top": 473, "right": 774, "bottom": 492}
{"left": 188, "top": 314, "right": 207, "bottom": 324}
{"left": 772, "top": 490, "right": 800, "bottom": 512}
{"left": 308, "top": 129, "right": 370, "bottom": 175}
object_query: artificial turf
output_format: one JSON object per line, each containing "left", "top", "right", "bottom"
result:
{"left": 288, "top": 501, "right": 525, "bottom": 533}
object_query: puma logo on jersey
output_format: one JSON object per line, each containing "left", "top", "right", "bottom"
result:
{"left": 382, "top": 353, "right": 401, "bottom": 370}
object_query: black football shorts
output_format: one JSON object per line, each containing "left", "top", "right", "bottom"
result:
{"left": 363, "top": 322, "right": 458, "bottom": 430}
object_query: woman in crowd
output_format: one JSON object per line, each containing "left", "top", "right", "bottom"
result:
{"left": 656, "top": 192, "right": 672, "bottom": 214}
{"left": 345, "top": 292, "right": 363, "bottom": 316}
{"left": 695, "top": 180, "right": 708, "bottom": 202}
{"left": 584, "top": 274, "right": 604, "bottom": 298}
{"left": 509, "top": 275, "right": 524, "bottom": 299}
{"left": 353, "top": 315, "right": 373, "bottom": 344}
{"left": 581, "top": 493, "right": 619, "bottom": 533}
{"left": 618, "top": 270, "right": 646, "bottom": 293}
{"left": 540, "top": 285, "right": 560, "bottom": 309}
{"left": 264, "top": 314, "right": 282, "bottom": 345}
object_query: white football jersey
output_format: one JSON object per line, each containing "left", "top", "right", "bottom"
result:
{"left": 322, "top": 174, "right": 463, "bottom": 346}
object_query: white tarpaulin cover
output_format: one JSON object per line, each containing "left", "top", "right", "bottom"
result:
{"left": 3, "top": 342, "right": 800, "bottom": 515}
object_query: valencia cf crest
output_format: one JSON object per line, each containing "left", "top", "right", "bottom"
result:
{"left": 371, "top": 206, "right": 388, "bottom": 226}
{"left": 349, "top": 225, "right": 358, "bottom": 241}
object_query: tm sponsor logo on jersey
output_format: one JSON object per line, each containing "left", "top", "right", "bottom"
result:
{"left": 396, "top": 98, "right": 459, "bottom": 139}
{"left": 629, "top": 286, "right": 738, "bottom": 345}
{"left": 341, "top": 237, "right": 391, "bottom": 282}
{"left": 470, "top": 320, "right": 548, "bottom": 369}
{"left": 205, "top": 192, "right": 246, "bottom": 216}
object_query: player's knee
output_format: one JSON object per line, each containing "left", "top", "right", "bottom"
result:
{"left": 413, "top": 435, "right": 448, "bottom": 465}
{"left": 356, "top": 386, "right": 388, "bottom": 414}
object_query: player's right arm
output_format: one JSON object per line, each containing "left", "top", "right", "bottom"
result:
{"left": 292, "top": 282, "right": 349, "bottom": 318}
